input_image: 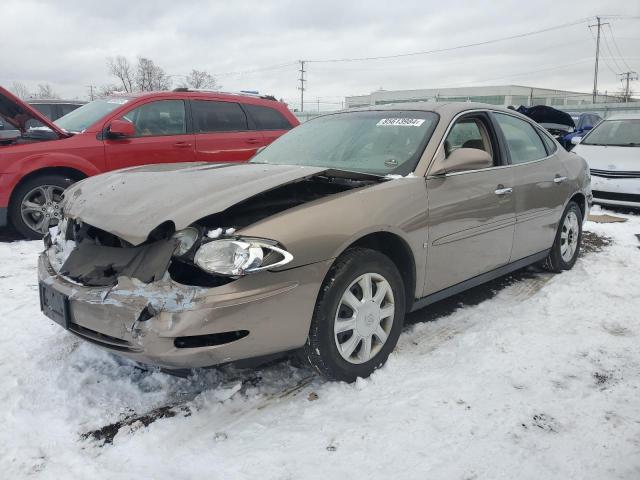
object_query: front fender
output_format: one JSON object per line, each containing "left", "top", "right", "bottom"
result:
{"left": 238, "top": 177, "right": 429, "bottom": 285}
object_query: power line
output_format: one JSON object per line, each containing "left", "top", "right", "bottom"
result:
{"left": 214, "top": 62, "right": 297, "bottom": 77}
{"left": 307, "top": 18, "right": 591, "bottom": 63}
{"left": 599, "top": 28, "right": 624, "bottom": 73}
{"left": 606, "top": 24, "right": 634, "bottom": 72}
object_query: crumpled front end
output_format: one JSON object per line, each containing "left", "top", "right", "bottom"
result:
{"left": 38, "top": 219, "right": 331, "bottom": 369}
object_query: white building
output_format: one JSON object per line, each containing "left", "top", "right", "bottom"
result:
{"left": 345, "top": 85, "right": 622, "bottom": 108}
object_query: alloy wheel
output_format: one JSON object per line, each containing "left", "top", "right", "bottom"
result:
{"left": 20, "top": 185, "right": 65, "bottom": 235}
{"left": 560, "top": 210, "right": 580, "bottom": 262}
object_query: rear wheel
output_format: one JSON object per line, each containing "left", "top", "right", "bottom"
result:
{"left": 10, "top": 174, "right": 74, "bottom": 239}
{"left": 302, "top": 248, "right": 405, "bottom": 382}
{"left": 543, "top": 201, "right": 582, "bottom": 272}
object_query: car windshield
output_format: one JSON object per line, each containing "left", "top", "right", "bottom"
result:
{"left": 581, "top": 119, "right": 640, "bottom": 147}
{"left": 250, "top": 110, "right": 439, "bottom": 176}
{"left": 54, "top": 97, "right": 131, "bottom": 133}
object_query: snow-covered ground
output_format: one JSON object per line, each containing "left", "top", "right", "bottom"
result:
{"left": 1, "top": 209, "right": 639, "bottom": 480}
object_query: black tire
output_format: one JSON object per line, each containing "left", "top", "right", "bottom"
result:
{"left": 302, "top": 247, "right": 406, "bottom": 382}
{"left": 9, "top": 174, "right": 74, "bottom": 240}
{"left": 543, "top": 201, "right": 582, "bottom": 273}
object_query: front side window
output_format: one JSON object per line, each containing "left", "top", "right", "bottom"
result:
{"left": 192, "top": 100, "right": 248, "bottom": 133}
{"left": 123, "top": 100, "right": 186, "bottom": 137}
{"left": 581, "top": 119, "right": 639, "bottom": 147}
{"left": 250, "top": 110, "right": 439, "bottom": 176}
{"left": 494, "top": 113, "right": 548, "bottom": 164}
{"left": 445, "top": 118, "right": 492, "bottom": 158}
{"left": 244, "top": 104, "right": 292, "bottom": 130}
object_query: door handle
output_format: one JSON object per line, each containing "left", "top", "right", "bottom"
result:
{"left": 554, "top": 175, "right": 567, "bottom": 184}
{"left": 495, "top": 186, "right": 513, "bottom": 195}
{"left": 173, "top": 142, "right": 192, "bottom": 148}
{"left": 246, "top": 138, "right": 261, "bottom": 144}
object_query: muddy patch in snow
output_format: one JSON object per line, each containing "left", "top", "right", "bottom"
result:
{"left": 581, "top": 230, "right": 613, "bottom": 254}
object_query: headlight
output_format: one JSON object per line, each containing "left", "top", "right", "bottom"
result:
{"left": 194, "top": 238, "right": 293, "bottom": 276}
{"left": 173, "top": 227, "right": 199, "bottom": 256}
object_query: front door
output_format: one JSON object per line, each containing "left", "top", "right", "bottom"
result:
{"left": 425, "top": 113, "right": 516, "bottom": 295}
{"left": 104, "top": 99, "right": 196, "bottom": 170}
{"left": 191, "top": 99, "right": 265, "bottom": 163}
{"left": 492, "top": 112, "right": 570, "bottom": 261}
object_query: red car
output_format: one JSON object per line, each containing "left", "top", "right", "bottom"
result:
{"left": 0, "top": 86, "right": 299, "bottom": 238}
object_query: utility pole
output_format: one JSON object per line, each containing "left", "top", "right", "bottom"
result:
{"left": 86, "top": 84, "right": 96, "bottom": 100}
{"left": 298, "top": 60, "right": 306, "bottom": 112}
{"left": 590, "top": 16, "right": 609, "bottom": 104}
{"left": 618, "top": 71, "right": 638, "bottom": 103}
{"left": 317, "top": 97, "right": 320, "bottom": 112}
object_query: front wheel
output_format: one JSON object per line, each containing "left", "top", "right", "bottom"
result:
{"left": 9, "top": 174, "right": 74, "bottom": 239}
{"left": 543, "top": 201, "right": 582, "bottom": 272}
{"left": 302, "top": 248, "right": 406, "bottom": 382}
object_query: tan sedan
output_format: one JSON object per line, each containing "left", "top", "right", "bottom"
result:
{"left": 38, "top": 103, "right": 591, "bottom": 381}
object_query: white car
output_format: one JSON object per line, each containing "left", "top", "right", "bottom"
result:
{"left": 572, "top": 114, "right": 640, "bottom": 208}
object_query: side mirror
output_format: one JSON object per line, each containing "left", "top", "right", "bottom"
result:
{"left": 430, "top": 148, "right": 493, "bottom": 176}
{"left": 571, "top": 136, "right": 582, "bottom": 145}
{"left": 107, "top": 119, "right": 135, "bottom": 139}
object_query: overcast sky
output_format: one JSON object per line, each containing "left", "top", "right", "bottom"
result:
{"left": 3, "top": 0, "right": 639, "bottom": 110}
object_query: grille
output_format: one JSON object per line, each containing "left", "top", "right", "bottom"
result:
{"left": 592, "top": 190, "right": 640, "bottom": 203}
{"left": 68, "top": 323, "right": 142, "bottom": 353}
{"left": 590, "top": 169, "right": 640, "bottom": 179}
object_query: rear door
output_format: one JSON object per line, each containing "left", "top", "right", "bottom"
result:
{"left": 104, "top": 99, "right": 196, "bottom": 170}
{"left": 492, "top": 112, "right": 570, "bottom": 261}
{"left": 425, "top": 112, "right": 516, "bottom": 295}
{"left": 242, "top": 103, "right": 294, "bottom": 147}
{"left": 191, "top": 99, "right": 264, "bottom": 162}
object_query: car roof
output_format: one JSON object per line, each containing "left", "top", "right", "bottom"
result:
{"left": 604, "top": 113, "right": 640, "bottom": 121}
{"left": 27, "top": 99, "right": 87, "bottom": 105}
{"left": 108, "top": 90, "right": 283, "bottom": 106}
{"left": 323, "top": 102, "right": 525, "bottom": 121}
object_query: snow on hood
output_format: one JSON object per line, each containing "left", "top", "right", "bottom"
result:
{"left": 0, "top": 86, "right": 67, "bottom": 136}
{"left": 62, "top": 162, "right": 327, "bottom": 245}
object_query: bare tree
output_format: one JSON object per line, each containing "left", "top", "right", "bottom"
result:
{"left": 97, "top": 84, "right": 121, "bottom": 98}
{"left": 35, "top": 84, "right": 60, "bottom": 99}
{"left": 107, "top": 56, "right": 135, "bottom": 93}
{"left": 136, "top": 57, "right": 171, "bottom": 92}
{"left": 10, "top": 81, "right": 31, "bottom": 99}
{"left": 180, "top": 69, "right": 219, "bottom": 90}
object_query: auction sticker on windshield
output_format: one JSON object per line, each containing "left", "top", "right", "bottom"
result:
{"left": 377, "top": 118, "right": 426, "bottom": 127}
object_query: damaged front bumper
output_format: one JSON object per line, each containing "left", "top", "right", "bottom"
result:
{"left": 38, "top": 252, "right": 332, "bottom": 369}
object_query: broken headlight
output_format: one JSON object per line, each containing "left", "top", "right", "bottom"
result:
{"left": 172, "top": 227, "right": 200, "bottom": 256}
{"left": 194, "top": 239, "right": 293, "bottom": 276}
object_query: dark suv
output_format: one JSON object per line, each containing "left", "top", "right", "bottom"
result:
{"left": 0, "top": 87, "right": 299, "bottom": 238}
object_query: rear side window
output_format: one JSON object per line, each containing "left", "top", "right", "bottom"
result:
{"left": 537, "top": 128, "right": 557, "bottom": 154}
{"left": 192, "top": 100, "right": 248, "bottom": 133}
{"left": 60, "top": 104, "right": 81, "bottom": 117}
{"left": 494, "top": 113, "right": 548, "bottom": 164}
{"left": 30, "top": 104, "right": 55, "bottom": 119}
{"left": 244, "top": 104, "right": 292, "bottom": 130}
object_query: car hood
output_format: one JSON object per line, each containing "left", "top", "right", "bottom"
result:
{"left": 516, "top": 105, "right": 575, "bottom": 129}
{"left": 62, "top": 162, "right": 328, "bottom": 245}
{"left": 0, "top": 86, "right": 67, "bottom": 136}
{"left": 572, "top": 144, "right": 640, "bottom": 171}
